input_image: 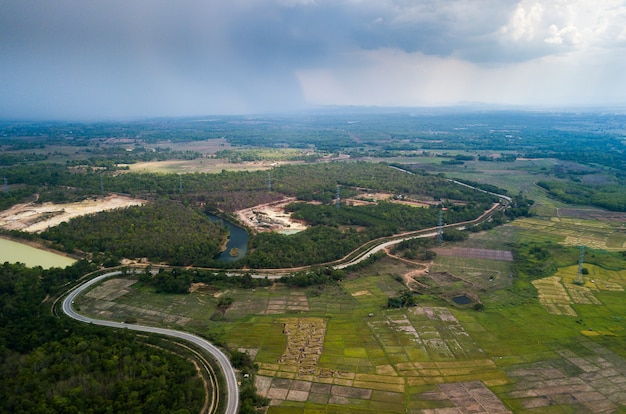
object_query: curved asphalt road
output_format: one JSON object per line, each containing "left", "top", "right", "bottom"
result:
{"left": 62, "top": 271, "right": 239, "bottom": 414}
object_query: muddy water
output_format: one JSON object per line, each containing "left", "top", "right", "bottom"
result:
{"left": 0, "top": 237, "right": 76, "bottom": 269}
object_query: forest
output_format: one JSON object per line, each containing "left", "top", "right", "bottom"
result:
{"left": 41, "top": 201, "right": 228, "bottom": 266}
{"left": 0, "top": 262, "right": 206, "bottom": 413}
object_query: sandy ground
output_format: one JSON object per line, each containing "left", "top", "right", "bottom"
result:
{"left": 0, "top": 195, "right": 145, "bottom": 233}
{"left": 235, "top": 198, "right": 309, "bottom": 234}
{"left": 348, "top": 192, "right": 433, "bottom": 208}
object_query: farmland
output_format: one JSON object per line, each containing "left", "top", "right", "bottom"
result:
{"left": 3, "top": 110, "right": 626, "bottom": 413}
{"left": 73, "top": 218, "right": 626, "bottom": 413}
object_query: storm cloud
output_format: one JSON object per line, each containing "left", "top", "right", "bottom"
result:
{"left": 1, "top": 0, "right": 625, "bottom": 119}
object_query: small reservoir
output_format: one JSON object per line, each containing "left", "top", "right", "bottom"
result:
{"left": 452, "top": 295, "right": 474, "bottom": 305}
{"left": 207, "top": 213, "right": 248, "bottom": 262}
{"left": 0, "top": 237, "right": 76, "bottom": 269}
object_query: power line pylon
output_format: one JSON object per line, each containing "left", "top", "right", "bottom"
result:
{"left": 437, "top": 208, "right": 444, "bottom": 243}
{"left": 574, "top": 245, "right": 585, "bottom": 285}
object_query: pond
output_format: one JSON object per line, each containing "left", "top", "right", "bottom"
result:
{"left": 207, "top": 213, "right": 248, "bottom": 262}
{"left": 452, "top": 295, "right": 474, "bottom": 305}
{"left": 0, "top": 237, "right": 76, "bottom": 269}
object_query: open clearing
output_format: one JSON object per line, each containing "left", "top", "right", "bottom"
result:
{"left": 234, "top": 198, "right": 308, "bottom": 234}
{"left": 0, "top": 194, "right": 144, "bottom": 232}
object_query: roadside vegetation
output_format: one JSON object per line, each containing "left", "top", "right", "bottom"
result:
{"left": 0, "top": 262, "right": 206, "bottom": 413}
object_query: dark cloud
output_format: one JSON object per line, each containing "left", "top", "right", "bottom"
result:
{"left": 0, "top": 0, "right": 625, "bottom": 119}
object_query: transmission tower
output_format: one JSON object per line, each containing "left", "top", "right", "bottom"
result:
{"left": 3, "top": 177, "right": 7, "bottom": 195}
{"left": 575, "top": 245, "right": 585, "bottom": 285}
{"left": 267, "top": 171, "right": 272, "bottom": 192}
{"left": 437, "top": 208, "right": 444, "bottom": 243}
{"left": 336, "top": 184, "right": 341, "bottom": 208}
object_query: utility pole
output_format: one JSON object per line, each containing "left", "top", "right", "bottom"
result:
{"left": 336, "top": 184, "right": 341, "bottom": 208}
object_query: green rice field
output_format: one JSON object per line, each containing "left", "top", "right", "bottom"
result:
{"left": 74, "top": 189, "right": 626, "bottom": 413}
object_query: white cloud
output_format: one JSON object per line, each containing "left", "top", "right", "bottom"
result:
{"left": 501, "top": 1, "right": 545, "bottom": 42}
{"left": 500, "top": 0, "right": 626, "bottom": 51}
{"left": 545, "top": 24, "right": 581, "bottom": 45}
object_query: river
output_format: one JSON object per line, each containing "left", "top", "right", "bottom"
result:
{"left": 206, "top": 213, "right": 248, "bottom": 262}
{"left": 0, "top": 237, "right": 76, "bottom": 269}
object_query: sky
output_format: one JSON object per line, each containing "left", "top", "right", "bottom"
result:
{"left": 1, "top": 0, "right": 626, "bottom": 119}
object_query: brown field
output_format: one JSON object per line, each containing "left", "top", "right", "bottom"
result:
{"left": 432, "top": 247, "right": 514, "bottom": 261}
{"left": 556, "top": 207, "right": 626, "bottom": 224}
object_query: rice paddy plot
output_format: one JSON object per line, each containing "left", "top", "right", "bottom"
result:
{"left": 501, "top": 341, "right": 626, "bottom": 413}
{"left": 410, "top": 380, "right": 512, "bottom": 413}
{"left": 366, "top": 306, "right": 490, "bottom": 377}
{"left": 532, "top": 264, "right": 625, "bottom": 317}
{"left": 512, "top": 217, "right": 626, "bottom": 250}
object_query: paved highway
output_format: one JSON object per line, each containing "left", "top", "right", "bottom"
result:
{"left": 62, "top": 271, "right": 239, "bottom": 414}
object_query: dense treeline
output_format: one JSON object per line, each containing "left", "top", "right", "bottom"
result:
{"left": 279, "top": 267, "right": 345, "bottom": 287}
{"left": 2, "top": 332, "right": 204, "bottom": 414}
{"left": 41, "top": 201, "right": 227, "bottom": 266}
{"left": 272, "top": 162, "right": 499, "bottom": 205}
{"left": 3, "top": 160, "right": 497, "bottom": 221}
{"left": 138, "top": 268, "right": 274, "bottom": 293}
{"left": 1, "top": 161, "right": 497, "bottom": 211}
{"left": 246, "top": 225, "right": 368, "bottom": 268}
{"left": 0, "top": 184, "right": 37, "bottom": 210}
{"left": 288, "top": 200, "right": 489, "bottom": 234}
{"left": 0, "top": 262, "right": 205, "bottom": 413}
{"left": 537, "top": 180, "right": 626, "bottom": 211}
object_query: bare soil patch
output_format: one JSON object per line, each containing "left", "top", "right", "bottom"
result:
{"left": 432, "top": 247, "right": 513, "bottom": 261}
{"left": 0, "top": 195, "right": 145, "bottom": 233}
{"left": 348, "top": 191, "right": 433, "bottom": 208}
{"left": 234, "top": 198, "right": 308, "bottom": 234}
